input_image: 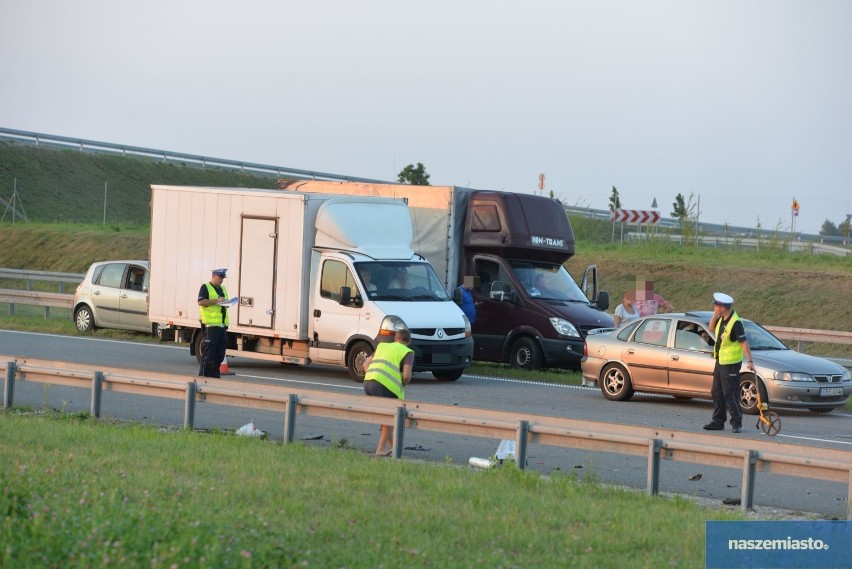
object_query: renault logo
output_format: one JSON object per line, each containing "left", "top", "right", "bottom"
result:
{"left": 437, "top": 329, "right": 444, "bottom": 339}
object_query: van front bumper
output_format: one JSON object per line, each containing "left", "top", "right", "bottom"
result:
{"left": 410, "top": 337, "right": 474, "bottom": 372}
{"left": 540, "top": 337, "right": 585, "bottom": 370}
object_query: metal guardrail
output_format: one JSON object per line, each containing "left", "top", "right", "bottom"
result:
{"left": 2, "top": 356, "right": 851, "bottom": 519}
{"left": 1, "top": 267, "right": 850, "bottom": 364}
{"left": 0, "top": 268, "right": 82, "bottom": 318}
{"left": 625, "top": 232, "right": 850, "bottom": 257}
{"left": 0, "top": 268, "right": 84, "bottom": 288}
{"left": 0, "top": 127, "right": 392, "bottom": 184}
{"left": 565, "top": 205, "right": 852, "bottom": 248}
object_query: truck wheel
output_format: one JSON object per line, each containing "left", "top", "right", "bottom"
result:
{"left": 509, "top": 337, "right": 542, "bottom": 370}
{"left": 347, "top": 341, "right": 373, "bottom": 383}
{"left": 432, "top": 370, "right": 464, "bottom": 382}
{"left": 193, "top": 331, "right": 204, "bottom": 365}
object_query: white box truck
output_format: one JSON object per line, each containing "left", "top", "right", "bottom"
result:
{"left": 281, "top": 181, "right": 613, "bottom": 371}
{"left": 148, "top": 185, "right": 473, "bottom": 381}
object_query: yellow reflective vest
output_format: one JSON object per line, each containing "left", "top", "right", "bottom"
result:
{"left": 715, "top": 312, "right": 743, "bottom": 365}
{"left": 199, "top": 283, "right": 229, "bottom": 326}
{"left": 365, "top": 342, "right": 413, "bottom": 400}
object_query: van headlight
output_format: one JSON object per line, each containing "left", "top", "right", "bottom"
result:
{"left": 380, "top": 315, "right": 407, "bottom": 337}
{"left": 773, "top": 371, "right": 815, "bottom": 382}
{"left": 549, "top": 317, "right": 579, "bottom": 338}
{"left": 461, "top": 314, "right": 472, "bottom": 338}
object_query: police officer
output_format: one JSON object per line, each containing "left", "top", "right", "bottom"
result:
{"left": 198, "top": 268, "right": 230, "bottom": 378}
{"left": 704, "top": 292, "right": 754, "bottom": 433}
{"left": 362, "top": 328, "right": 414, "bottom": 456}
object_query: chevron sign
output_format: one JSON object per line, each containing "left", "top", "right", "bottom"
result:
{"left": 610, "top": 209, "right": 661, "bottom": 224}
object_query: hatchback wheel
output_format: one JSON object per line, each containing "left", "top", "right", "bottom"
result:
{"left": 74, "top": 306, "right": 95, "bottom": 333}
{"left": 600, "top": 363, "right": 634, "bottom": 401}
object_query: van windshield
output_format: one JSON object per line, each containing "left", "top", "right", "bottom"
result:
{"left": 355, "top": 261, "right": 451, "bottom": 302}
{"left": 510, "top": 261, "right": 589, "bottom": 302}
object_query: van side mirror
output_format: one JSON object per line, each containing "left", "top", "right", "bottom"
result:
{"left": 452, "top": 287, "right": 463, "bottom": 305}
{"left": 339, "top": 286, "right": 352, "bottom": 306}
{"left": 596, "top": 291, "right": 609, "bottom": 311}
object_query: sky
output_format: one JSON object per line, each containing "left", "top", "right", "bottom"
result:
{"left": 1, "top": 1, "right": 850, "bottom": 235}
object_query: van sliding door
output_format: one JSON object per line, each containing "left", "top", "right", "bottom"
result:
{"left": 238, "top": 217, "right": 277, "bottom": 329}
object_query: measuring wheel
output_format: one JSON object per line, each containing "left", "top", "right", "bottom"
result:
{"left": 758, "top": 411, "right": 781, "bottom": 436}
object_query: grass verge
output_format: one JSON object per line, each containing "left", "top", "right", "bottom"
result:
{"left": 1, "top": 410, "right": 741, "bottom": 568}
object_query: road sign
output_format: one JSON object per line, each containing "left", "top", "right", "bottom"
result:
{"left": 792, "top": 197, "right": 800, "bottom": 216}
{"left": 609, "top": 209, "right": 661, "bottom": 224}
{"left": 538, "top": 173, "right": 545, "bottom": 190}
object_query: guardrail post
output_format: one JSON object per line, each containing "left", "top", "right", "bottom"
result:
{"left": 647, "top": 439, "right": 661, "bottom": 495}
{"left": 741, "top": 450, "right": 757, "bottom": 512}
{"left": 515, "top": 420, "right": 529, "bottom": 470}
{"left": 392, "top": 407, "right": 406, "bottom": 459}
{"left": 283, "top": 394, "right": 297, "bottom": 443}
{"left": 90, "top": 371, "right": 103, "bottom": 417}
{"left": 3, "top": 362, "right": 15, "bottom": 410}
{"left": 184, "top": 382, "right": 197, "bottom": 430}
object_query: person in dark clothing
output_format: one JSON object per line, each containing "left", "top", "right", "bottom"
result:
{"left": 197, "top": 268, "right": 230, "bottom": 378}
{"left": 703, "top": 292, "right": 754, "bottom": 434}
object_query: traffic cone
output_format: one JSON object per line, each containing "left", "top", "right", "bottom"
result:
{"left": 219, "top": 355, "right": 235, "bottom": 376}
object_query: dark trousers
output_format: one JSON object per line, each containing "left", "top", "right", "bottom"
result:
{"left": 199, "top": 326, "right": 227, "bottom": 378}
{"left": 711, "top": 361, "right": 743, "bottom": 428}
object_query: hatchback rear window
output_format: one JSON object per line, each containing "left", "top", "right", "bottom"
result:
{"left": 96, "top": 264, "right": 125, "bottom": 288}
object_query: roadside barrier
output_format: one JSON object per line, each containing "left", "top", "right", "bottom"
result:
{"left": 3, "top": 355, "right": 851, "bottom": 519}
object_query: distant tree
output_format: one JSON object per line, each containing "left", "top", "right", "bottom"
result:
{"left": 819, "top": 220, "right": 839, "bottom": 237}
{"left": 839, "top": 218, "right": 851, "bottom": 243}
{"left": 609, "top": 186, "right": 621, "bottom": 210}
{"left": 671, "top": 192, "right": 700, "bottom": 244}
{"left": 397, "top": 163, "right": 431, "bottom": 186}
{"left": 671, "top": 193, "right": 687, "bottom": 221}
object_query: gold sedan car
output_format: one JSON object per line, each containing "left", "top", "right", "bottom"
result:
{"left": 581, "top": 312, "right": 850, "bottom": 414}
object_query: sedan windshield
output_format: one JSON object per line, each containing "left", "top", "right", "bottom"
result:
{"left": 742, "top": 321, "right": 789, "bottom": 350}
{"left": 509, "top": 261, "right": 589, "bottom": 302}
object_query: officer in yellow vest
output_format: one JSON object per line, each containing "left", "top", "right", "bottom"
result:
{"left": 362, "top": 328, "right": 414, "bottom": 456}
{"left": 197, "top": 268, "right": 230, "bottom": 378}
{"left": 704, "top": 292, "right": 754, "bottom": 433}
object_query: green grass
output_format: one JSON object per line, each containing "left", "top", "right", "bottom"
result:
{"left": 0, "top": 142, "right": 277, "bottom": 225}
{"left": 1, "top": 411, "right": 742, "bottom": 568}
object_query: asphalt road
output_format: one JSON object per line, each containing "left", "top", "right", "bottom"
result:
{"left": 2, "top": 329, "right": 851, "bottom": 519}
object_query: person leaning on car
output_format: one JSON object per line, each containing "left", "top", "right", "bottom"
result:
{"left": 197, "top": 268, "right": 230, "bottom": 378}
{"left": 704, "top": 292, "right": 754, "bottom": 434}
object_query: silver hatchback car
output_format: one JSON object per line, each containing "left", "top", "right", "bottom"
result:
{"left": 73, "top": 260, "right": 150, "bottom": 333}
{"left": 581, "top": 312, "right": 851, "bottom": 414}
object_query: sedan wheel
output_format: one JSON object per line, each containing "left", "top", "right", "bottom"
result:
{"left": 600, "top": 363, "right": 634, "bottom": 401}
{"left": 738, "top": 376, "right": 762, "bottom": 415}
{"left": 74, "top": 306, "right": 95, "bottom": 333}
